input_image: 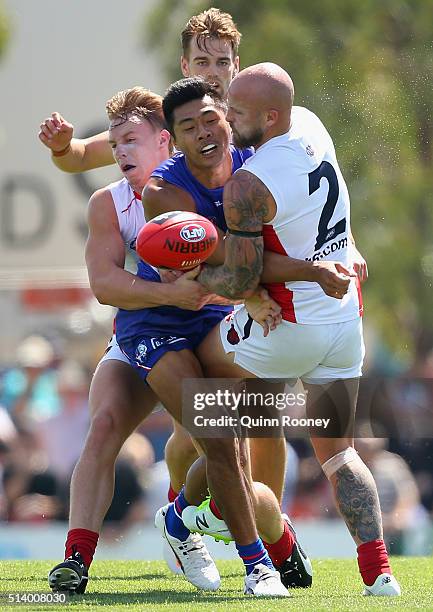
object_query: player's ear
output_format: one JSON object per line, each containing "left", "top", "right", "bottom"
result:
{"left": 160, "top": 129, "right": 174, "bottom": 156}
{"left": 159, "top": 129, "right": 171, "bottom": 147}
{"left": 180, "top": 55, "right": 190, "bottom": 77}
{"left": 233, "top": 56, "right": 240, "bottom": 76}
{"left": 266, "top": 109, "right": 279, "bottom": 128}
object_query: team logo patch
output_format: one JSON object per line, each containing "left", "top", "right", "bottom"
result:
{"left": 180, "top": 224, "right": 206, "bottom": 242}
{"left": 135, "top": 340, "right": 148, "bottom": 364}
{"left": 227, "top": 324, "right": 240, "bottom": 345}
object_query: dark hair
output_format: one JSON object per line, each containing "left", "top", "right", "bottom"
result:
{"left": 162, "top": 77, "right": 226, "bottom": 135}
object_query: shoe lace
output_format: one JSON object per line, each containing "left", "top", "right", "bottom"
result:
{"left": 177, "top": 533, "right": 212, "bottom": 569}
{"left": 251, "top": 566, "right": 275, "bottom": 584}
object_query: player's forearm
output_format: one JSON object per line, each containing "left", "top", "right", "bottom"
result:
{"left": 199, "top": 263, "right": 261, "bottom": 299}
{"left": 207, "top": 239, "right": 320, "bottom": 284}
{"left": 51, "top": 138, "right": 87, "bottom": 172}
{"left": 261, "top": 251, "right": 320, "bottom": 283}
{"left": 52, "top": 134, "right": 113, "bottom": 173}
{"left": 199, "top": 235, "right": 263, "bottom": 299}
{"left": 90, "top": 269, "right": 174, "bottom": 310}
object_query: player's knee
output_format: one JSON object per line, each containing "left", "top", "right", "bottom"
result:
{"left": 165, "top": 432, "right": 198, "bottom": 466}
{"left": 321, "top": 446, "right": 358, "bottom": 479}
{"left": 85, "top": 409, "right": 121, "bottom": 455}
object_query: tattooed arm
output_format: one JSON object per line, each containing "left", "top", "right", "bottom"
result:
{"left": 198, "top": 170, "right": 275, "bottom": 299}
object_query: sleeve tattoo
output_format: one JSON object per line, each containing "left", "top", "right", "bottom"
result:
{"left": 198, "top": 170, "right": 271, "bottom": 299}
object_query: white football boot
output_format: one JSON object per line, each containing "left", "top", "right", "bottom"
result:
{"left": 155, "top": 503, "right": 220, "bottom": 591}
{"left": 244, "top": 564, "right": 291, "bottom": 597}
{"left": 182, "top": 498, "right": 232, "bottom": 543}
{"left": 162, "top": 539, "right": 183, "bottom": 575}
{"left": 363, "top": 573, "right": 401, "bottom": 596}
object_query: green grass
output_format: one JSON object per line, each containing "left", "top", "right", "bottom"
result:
{"left": 0, "top": 558, "right": 432, "bottom": 611}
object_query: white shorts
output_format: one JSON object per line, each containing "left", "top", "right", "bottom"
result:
{"left": 97, "top": 335, "right": 130, "bottom": 367}
{"left": 220, "top": 308, "right": 364, "bottom": 382}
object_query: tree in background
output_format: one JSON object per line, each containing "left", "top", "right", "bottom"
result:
{"left": 141, "top": 0, "right": 433, "bottom": 365}
{"left": 0, "top": 0, "right": 10, "bottom": 59}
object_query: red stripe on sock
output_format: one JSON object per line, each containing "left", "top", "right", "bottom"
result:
{"left": 357, "top": 539, "right": 391, "bottom": 586}
{"left": 209, "top": 499, "right": 223, "bottom": 519}
{"left": 65, "top": 528, "right": 99, "bottom": 569}
{"left": 168, "top": 485, "right": 178, "bottom": 503}
{"left": 241, "top": 551, "right": 267, "bottom": 561}
{"left": 263, "top": 521, "right": 295, "bottom": 567}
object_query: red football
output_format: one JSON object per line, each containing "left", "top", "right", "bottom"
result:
{"left": 136, "top": 211, "right": 219, "bottom": 270}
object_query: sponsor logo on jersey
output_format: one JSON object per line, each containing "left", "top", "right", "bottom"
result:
{"left": 180, "top": 224, "right": 206, "bottom": 242}
{"left": 305, "top": 236, "right": 348, "bottom": 261}
{"left": 150, "top": 336, "right": 185, "bottom": 349}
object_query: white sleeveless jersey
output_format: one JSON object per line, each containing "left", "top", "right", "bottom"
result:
{"left": 240, "top": 106, "right": 362, "bottom": 325}
{"left": 108, "top": 177, "right": 144, "bottom": 273}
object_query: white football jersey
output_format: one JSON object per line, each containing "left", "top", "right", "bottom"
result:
{"left": 240, "top": 106, "right": 362, "bottom": 324}
{"left": 108, "top": 177, "right": 145, "bottom": 272}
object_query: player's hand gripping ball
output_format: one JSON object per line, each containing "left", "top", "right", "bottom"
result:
{"left": 136, "top": 211, "right": 219, "bottom": 270}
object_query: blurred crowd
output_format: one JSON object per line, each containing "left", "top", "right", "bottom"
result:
{"left": 0, "top": 333, "right": 432, "bottom": 555}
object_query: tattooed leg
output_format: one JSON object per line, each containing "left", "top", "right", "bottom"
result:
{"left": 306, "top": 379, "right": 383, "bottom": 546}
{"left": 332, "top": 462, "right": 382, "bottom": 545}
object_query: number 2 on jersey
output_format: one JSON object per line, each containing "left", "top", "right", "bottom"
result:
{"left": 309, "top": 160, "right": 346, "bottom": 251}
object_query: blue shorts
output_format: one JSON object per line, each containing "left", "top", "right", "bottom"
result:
{"left": 119, "top": 310, "right": 225, "bottom": 382}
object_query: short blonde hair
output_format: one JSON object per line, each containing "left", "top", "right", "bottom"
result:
{"left": 181, "top": 8, "right": 241, "bottom": 59}
{"left": 106, "top": 86, "right": 166, "bottom": 132}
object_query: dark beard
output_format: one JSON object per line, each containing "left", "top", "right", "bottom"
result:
{"left": 232, "top": 127, "right": 264, "bottom": 149}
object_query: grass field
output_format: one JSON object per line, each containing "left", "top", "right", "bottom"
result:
{"left": 0, "top": 558, "right": 432, "bottom": 611}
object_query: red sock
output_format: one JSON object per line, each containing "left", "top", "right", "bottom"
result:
{"left": 209, "top": 498, "right": 223, "bottom": 519}
{"left": 65, "top": 528, "right": 99, "bottom": 569}
{"left": 357, "top": 539, "right": 391, "bottom": 586}
{"left": 168, "top": 485, "right": 179, "bottom": 503}
{"left": 263, "top": 521, "right": 296, "bottom": 567}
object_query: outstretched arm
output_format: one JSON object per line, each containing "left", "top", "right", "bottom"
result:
{"left": 38, "top": 112, "right": 114, "bottom": 173}
{"left": 262, "top": 252, "right": 355, "bottom": 299}
{"left": 198, "top": 170, "right": 273, "bottom": 299}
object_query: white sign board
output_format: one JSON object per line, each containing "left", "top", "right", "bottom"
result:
{"left": 0, "top": 0, "right": 164, "bottom": 288}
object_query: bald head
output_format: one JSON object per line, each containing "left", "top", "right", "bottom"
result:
{"left": 227, "top": 62, "right": 294, "bottom": 148}
{"left": 232, "top": 63, "right": 294, "bottom": 109}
